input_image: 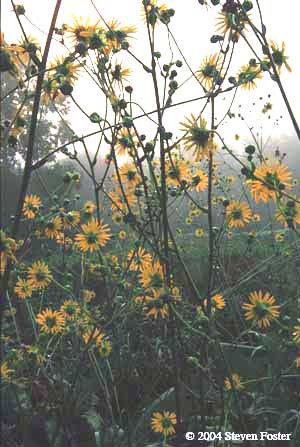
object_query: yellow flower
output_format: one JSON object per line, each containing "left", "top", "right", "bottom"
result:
{"left": 247, "top": 163, "right": 292, "bottom": 203}
{"left": 185, "top": 217, "right": 193, "bottom": 225}
{"left": 192, "top": 169, "right": 208, "bottom": 192}
{"left": 111, "top": 62, "right": 131, "bottom": 85}
{"left": 242, "top": 290, "right": 280, "bottom": 328}
{"left": 226, "top": 201, "right": 252, "bottom": 228}
{"left": 128, "top": 247, "right": 152, "bottom": 271}
{"left": 0, "top": 231, "right": 17, "bottom": 274}
{"left": 118, "top": 230, "right": 127, "bottom": 240}
{"left": 109, "top": 187, "right": 137, "bottom": 212}
{"left": 237, "top": 64, "right": 262, "bottom": 90}
{"left": 14, "top": 278, "right": 34, "bottom": 299}
{"left": 197, "top": 54, "right": 222, "bottom": 89}
{"left": 1, "top": 362, "right": 13, "bottom": 383}
{"left": 105, "top": 19, "right": 137, "bottom": 52}
{"left": 252, "top": 213, "right": 261, "bottom": 222}
{"left": 224, "top": 373, "right": 243, "bottom": 391}
{"left": 166, "top": 159, "right": 190, "bottom": 187}
{"left": 140, "top": 260, "right": 164, "bottom": 289}
{"left": 269, "top": 40, "right": 291, "bottom": 74}
{"left": 112, "top": 212, "right": 123, "bottom": 225}
{"left": 44, "top": 216, "right": 62, "bottom": 239}
{"left": 82, "top": 328, "right": 105, "bottom": 348}
{"left": 151, "top": 411, "right": 177, "bottom": 437}
{"left": 98, "top": 340, "right": 113, "bottom": 358}
{"left": 141, "top": 1, "right": 169, "bottom": 27}
{"left": 83, "top": 289, "right": 96, "bottom": 303}
{"left": 276, "top": 201, "right": 300, "bottom": 228}
{"left": 216, "top": 6, "right": 248, "bottom": 39}
{"left": 115, "top": 128, "right": 137, "bottom": 156}
{"left": 195, "top": 228, "right": 204, "bottom": 238}
{"left": 60, "top": 300, "right": 81, "bottom": 321}
{"left": 180, "top": 114, "right": 216, "bottom": 161}
{"left": 275, "top": 232, "right": 285, "bottom": 242}
{"left": 293, "top": 320, "right": 300, "bottom": 344}
{"left": 119, "top": 162, "right": 141, "bottom": 187}
{"left": 204, "top": 294, "right": 225, "bottom": 310}
{"left": 23, "top": 194, "right": 41, "bottom": 219}
{"left": 36, "top": 308, "right": 65, "bottom": 334}
{"left": 75, "top": 218, "right": 111, "bottom": 252}
{"left": 66, "top": 16, "right": 100, "bottom": 43}
{"left": 27, "top": 261, "right": 52, "bottom": 289}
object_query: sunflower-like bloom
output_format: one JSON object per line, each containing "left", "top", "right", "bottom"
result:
{"left": 165, "top": 159, "right": 190, "bottom": 187}
{"left": 82, "top": 289, "right": 96, "bottom": 303}
{"left": 216, "top": 4, "right": 248, "bottom": 40}
{"left": 237, "top": 64, "right": 262, "bottom": 90}
{"left": 119, "top": 162, "right": 141, "bottom": 187}
{"left": 105, "top": 19, "right": 137, "bottom": 52}
{"left": 141, "top": 0, "right": 169, "bottom": 27}
{"left": 128, "top": 247, "right": 152, "bottom": 271}
{"left": 191, "top": 169, "right": 208, "bottom": 192}
{"left": 98, "top": 339, "right": 113, "bottom": 358}
{"left": 180, "top": 114, "right": 216, "bottom": 161}
{"left": 83, "top": 201, "right": 97, "bottom": 217}
{"left": 109, "top": 187, "right": 137, "bottom": 212}
{"left": 75, "top": 218, "right": 111, "bottom": 252}
{"left": 226, "top": 201, "right": 252, "bottom": 228}
{"left": 0, "top": 231, "right": 17, "bottom": 274}
{"left": 82, "top": 328, "right": 106, "bottom": 347}
{"left": 242, "top": 290, "right": 280, "bottom": 328}
{"left": 197, "top": 54, "right": 222, "bottom": 89}
{"left": 27, "top": 261, "right": 52, "bottom": 289}
{"left": 14, "top": 278, "right": 34, "bottom": 299}
{"left": 60, "top": 300, "right": 81, "bottom": 321}
{"left": 1, "top": 362, "right": 13, "bottom": 383}
{"left": 203, "top": 293, "right": 226, "bottom": 310}
{"left": 23, "top": 194, "right": 41, "bottom": 219}
{"left": 115, "top": 128, "right": 137, "bottom": 156}
{"left": 62, "top": 210, "right": 81, "bottom": 229}
{"left": 36, "top": 308, "right": 65, "bottom": 334}
{"left": 224, "top": 373, "right": 244, "bottom": 391}
{"left": 140, "top": 260, "right": 164, "bottom": 289}
{"left": 293, "top": 320, "right": 300, "bottom": 344}
{"left": 247, "top": 163, "right": 292, "bottom": 203}
{"left": 268, "top": 40, "right": 291, "bottom": 74}
{"left": 195, "top": 228, "right": 205, "bottom": 238}
{"left": 276, "top": 201, "right": 300, "bottom": 228}
{"left": 66, "top": 16, "right": 101, "bottom": 43}
{"left": 44, "top": 216, "right": 62, "bottom": 239}
{"left": 151, "top": 411, "right": 177, "bottom": 436}
{"left": 111, "top": 62, "right": 131, "bottom": 86}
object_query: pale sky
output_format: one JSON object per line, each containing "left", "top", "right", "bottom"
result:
{"left": 2, "top": 0, "right": 300, "bottom": 157}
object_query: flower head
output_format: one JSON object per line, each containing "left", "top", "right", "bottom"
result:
{"left": 36, "top": 308, "right": 65, "bottom": 334}
{"left": 237, "top": 64, "right": 262, "bottom": 90}
{"left": 224, "top": 373, "right": 244, "bottom": 391}
{"left": 180, "top": 114, "right": 216, "bottom": 161}
{"left": 226, "top": 201, "right": 252, "bottom": 228}
{"left": 151, "top": 411, "right": 177, "bottom": 437}
{"left": 27, "top": 261, "right": 52, "bottom": 289}
{"left": 197, "top": 54, "right": 222, "bottom": 89}
{"left": 14, "top": 278, "right": 34, "bottom": 299}
{"left": 247, "top": 163, "right": 292, "bottom": 203}
{"left": 242, "top": 290, "right": 280, "bottom": 328}
{"left": 269, "top": 40, "right": 291, "bottom": 74}
{"left": 75, "top": 218, "right": 111, "bottom": 252}
{"left": 23, "top": 194, "right": 41, "bottom": 219}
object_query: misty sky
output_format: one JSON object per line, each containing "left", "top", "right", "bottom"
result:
{"left": 2, "top": 0, "right": 300, "bottom": 158}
